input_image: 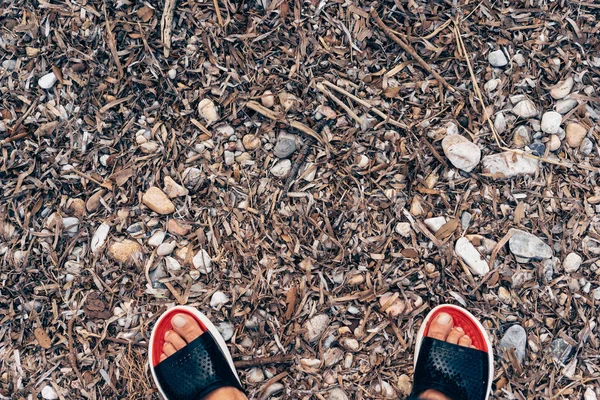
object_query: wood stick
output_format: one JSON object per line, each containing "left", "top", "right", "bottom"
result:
{"left": 233, "top": 354, "right": 294, "bottom": 369}
{"left": 370, "top": 8, "right": 456, "bottom": 93}
{"left": 161, "top": 0, "right": 176, "bottom": 58}
{"left": 316, "top": 82, "right": 363, "bottom": 125}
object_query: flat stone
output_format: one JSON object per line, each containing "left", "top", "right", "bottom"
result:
{"left": 563, "top": 252, "right": 582, "bottom": 273}
{"left": 274, "top": 134, "right": 297, "bottom": 158}
{"left": 163, "top": 176, "right": 188, "bottom": 198}
{"left": 148, "top": 230, "right": 166, "bottom": 247}
{"left": 157, "top": 242, "right": 175, "bottom": 256}
{"left": 143, "top": 187, "right": 175, "bottom": 214}
{"left": 565, "top": 123, "right": 587, "bottom": 148}
{"left": 91, "top": 222, "right": 110, "bottom": 253}
{"left": 217, "top": 322, "right": 235, "bottom": 341}
{"left": 210, "top": 291, "right": 229, "bottom": 308}
{"left": 494, "top": 112, "right": 507, "bottom": 134}
{"left": 441, "top": 134, "right": 481, "bottom": 172}
{"left": 499, "top": 325, "right": 527, "bottom": 364}
{"left": 303, "top": 314, "right": 329, "bottom": 342}
{"left": 193, "top": 249, "right": 212, "bottom": 274}
{"left": 555, "top": 99, "right": 578, "bottom": 114}
{"left": 482, "top": 151, "right": 539, "bottom": 178}
{"left": 270, "top": 159, "right": 292, "bottom": 177}
{"left": 461, "top": 211, "right": 472, "bottom": 230}
{"left": 39, "top": 72, "right": 57, "bottom": 89}
{"left": 508, "top": 229, "right": 552, "bottom": 260}
{"left": 488, "top": 50, "right": 508, "bottom": 67}
{"left": 167, "top": 219, "right": 190, "bottom": 236}
{"left": 455, "top": 237, "right": 490, "bottom": 276}
{"left": 108, "top": 239, "right": 142, "bottom": 263}
{"left": 512, "top": 99, "right": 538, "bottom": 118}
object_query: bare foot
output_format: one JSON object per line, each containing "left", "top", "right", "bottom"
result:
{"left": 160, "top": 313, "right": 248, "bottom": 400}
{"left": 418, "top": 312, "right": 475, "bottom": 400}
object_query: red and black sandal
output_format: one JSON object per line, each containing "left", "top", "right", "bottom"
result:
{"left": 148, "top": 306, "right": 244, "bottom": 400}
{"left": 408, "top": 304, "right": 494, "bottom": 400}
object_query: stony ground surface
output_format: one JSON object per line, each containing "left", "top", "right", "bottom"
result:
{"left": 1, "top": 0, "right": 600, "bottom": 399}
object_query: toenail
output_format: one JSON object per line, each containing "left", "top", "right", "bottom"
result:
{"left": 172, "top": 315, "right": 187, "bottom": 328}
{"left": 437, "top": 313, "right": 451, "bottom": 325}
{"left": 164, "top": 331, "right": 171, "bottom": 337}
{"left": 456, "top": 327, "right": 464, "bottom": 332}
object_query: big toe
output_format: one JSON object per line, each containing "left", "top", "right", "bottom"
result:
{"left": 427, "top": 312, "right": 453, "bottom": 340}
{"left": 171, "top": 313, "right": 204, "bottom": 343}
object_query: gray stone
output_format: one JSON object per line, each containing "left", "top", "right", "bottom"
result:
{"left": 563, "top": 252, "right": 582, "bottom": 273}
{"left": 509, "top": 229, "right": 553, "bottom": 260}
{"left": 488, "top": 50, "right": 508, "bottom": 67}
{"left": 274, "top": 134, "right": 297, "bottom": 158}
{"left": 550, "top": 338, "right": 573, "bottom": 364}
{"left": 461, "top": 211, "right": 472, "bottom": 230}
{"left": 580, "top": 138, "right": 594, "bottom": 155}
{"left": 499, "top": 325, "right": 527, "bottom": 364}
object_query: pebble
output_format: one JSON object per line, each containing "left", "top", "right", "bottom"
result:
{"left": 379, "top": 293, "right": 405, "bottom": 317}
{"left": 163, "top": 176, "right": 188, "bottom": 198}
{"left": 529, "top": 142, "right": 545, "bottom": 157}
{"left": 481, "top": 151, "right": 538, "bottom": 178}
{"left": 498, "top": 287, "right": 511, "bottom": 303}
{"left": 167, "top": 68, "right": 176, "bottom": 79}
{"left": 270, "top": 159, "right": 292, "bottom": 177}
{"left": 193, "top": 249, "right": 212, "bottom": 274}
{"left": 38, "top": 72, "right": 58, "bottom": 89}
{"left": 580, "top": 138, "right": 594, "bottom": 155}
{"left": 441, "top": 134, "right": 481, "bottom": 172}
{"left": 41, "top": 385, "right": 59, "bottom": 400}
{"left": 148, "top": 230, "right": 166, "bottom": 247}
{"left": 461, "top": 211, "right": 472, "bottom": 229}
{"left": 340, "top": 337, "right": 360, "bottom": 351}
{"left": 157, "top": 242, "right": 175, "bottom": 256}
{"left": 494, "top": 112, "right": 507, "bottom": 134}
{"left": 247, "top": 368, "right": 265, "bottom": 383}
{"left": 217, "top": 322, "right": 235, "bottom": 341}
{"left": 499, "top": 325, "right": 527, "bottom": 364}
{"left": 167, "top": 220, "right": 190, "bottom": 236}
{"left": 565, "top": 123, "right": 587, "bottom": 148}
{"left": 563, "top": 252, "right": 582, "bottom": 273}
{"left": 508, "top": 229, "right": 552, "bottom": 261}
{"left": 584, "top": 387, "right": 597, "bottom": 400}
{"left": 91, "top": 222, "right": 110, "bottom": 253}
{"left": 107, "top": 239, "right": 142, "bottom": 263}
{"left": 455, "top": 237, "right": 490, "bottom": 276}
{"left": 143, "top": 187, "right": 175, "bottom": 214}
{"left": 274, "top": 134, "right": 297, "bottom": 158}
{"left": 488, "top": 50, "right": 508, "bottom": 67}
{"left": 223, "top": 150, "right": 235, "bottom": 165}
{"left": 183, "top": 167, "right": 202, "bottom": 187}
{"left": 2, "top": 59, "right": 16, "bottom": 71}
{"left": 484, "top": 79, "right": 500, "bottom": 92}
{"left": 242, "top": 134, "right": 260, "bottom": 150}
{"left": 541, "top": 111, "right": 562, "bottom": 134}
{"left": 164, "top": 256, "right": 181, "bottom": 271}
{"left": 62, "top": 217, "right": 80, "bottom": 236}
{"left": 261, "top": 90, "right": 275, "bottom": 108}
{"left": 550, "top": 338, "right": 573, "bottom": 364}
{"left": 512, "top": 99, "right": 538, "bottom": 118}
{"left": 198, "top": 99, "right": 219, "bottom": 125}
{"left": 424, "top": 216, "right": 447, "bottom": 233}
{"left": 513, "top": 53, "right": 525, "bottom": 67}
{"left": 327, "top": 388, "right": 349, "bottom": 400}
{"left": 210, "top": 291, "right": 229, "bottom": 308}
{"left": 324, "top": 347, "right": 344, "bottom": 367}
{"left": 548, "top": 135, "right": 561, "bottom": 151}
{"left": 355, "top": 154, "right": 370, "bottom": 169}
{"left": 395, "top": 222, "right": 411, "bottom": 237}
{"left": 549, "top": 76, "right": 574, "bottom": 99}
{"left": 303, "top": 314, "right": 329, "bottom": 342}
{"left": 374, "top": 381, "right": 397, "bottom": 399}
{"left": 555, "top": 99, "right": 578, "bottom": 114}
{"left": 513, "top": 126, "right": 531, "bottom": 148}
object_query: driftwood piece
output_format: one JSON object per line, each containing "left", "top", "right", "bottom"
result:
{"left": 161, "top": 0, "right": 177, "bottom": 58}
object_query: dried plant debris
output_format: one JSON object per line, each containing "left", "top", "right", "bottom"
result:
{"left": 1, "top": 0, "right": 600, "bottom": 399}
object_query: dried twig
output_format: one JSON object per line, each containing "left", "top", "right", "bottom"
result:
{"left": 161, "top": 0, "right": 177, "bottom": 57}
{"left": 370, "top": 7, "right": 457, "bottom": 93}
{"left": 233, "top": 354, "right": 294, "bottom": 369}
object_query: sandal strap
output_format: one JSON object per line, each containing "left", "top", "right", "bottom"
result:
{"left": 154, "top": 331, "right": 243, "bottom": 400}
{"left": 410, "top": 337, "right": 490, "bottom": 400}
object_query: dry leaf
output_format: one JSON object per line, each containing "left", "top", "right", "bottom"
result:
{"left": 34, "top": 327, "right": 52, "bottom": 349}
{"left": 435, "top": 218, "right": 458, "bottom": 239}
{"left": 137, "top": 6, "right": 154, "bottom": 22}
{"left": 284, "top": 286, "right": 297, "bottom": 320}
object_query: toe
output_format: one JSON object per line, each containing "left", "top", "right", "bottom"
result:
{"left": 171, "top": 313, "right": 204, "bottom": 343}
{"left": 446, "top": 327, "right": 464, "bottom": 344}
{"left": 427, "top": 312, "right": 453, "bottom": 340}
{"left": 163, "top": 342, "right": 177, "bottom": 356}
{"left": 160, "top": 353, "right": 167, "bottom": 362}
{"left": 458, "top": 335, "right": 473, "bottom": 347}
{"left": 164, "top": 330, "right": 187, "bottom": 351}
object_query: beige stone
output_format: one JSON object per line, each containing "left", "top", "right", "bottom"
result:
{"left": 167, "top": 219, "right": 190, "bottom": 236}
{"left": 86, "top": 190, "right": 105, "bottom": 212}
{"left": 143, "top": 187, "right": 175, "bottom": 214}
{"left": 108, "top": 239, "right": 141, "bottom": 263}
{"left": 66, "top": 198, "right": 85, "bottom": 217}
{"left": 565, "top": 123, "right": 587, "bottom": 148}
{"left": 163, "top": 176, "right": 188, "bottom": 198}
{"left": 242, "top": 134, "right": 260, "bottom": 150}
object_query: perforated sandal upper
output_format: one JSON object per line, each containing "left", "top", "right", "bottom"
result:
{"left": 153, "top": 331, "right": 243, "bottom": 400}
{"left": 411, "top": 337, "right": 490, "bottom": 400}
